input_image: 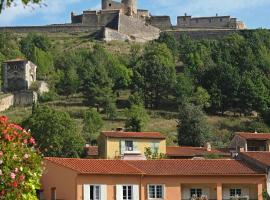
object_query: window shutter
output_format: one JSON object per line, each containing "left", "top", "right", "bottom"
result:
{"left": 133, "top": 141, "right": 138, "bottom": 151}
{"left": 162, "top": 185, "right": 166, "bottom": 199}
{"left": 242, "top": 187, "right": 249, "bottom": 198}
{"left": 133, "top": 185, "right": 139, "bottom": 200}
{"left": 155, "top": 142, "right": 160, "bottom": 153}
{"left": 120, "top": 141, "right": 125, "bottom": 155}
{"left": 267, "top": 170, "right": 270, "bottom": 196}
{"left": 183, "top": 188, "right": 190, "bottom": 199}
{"left": 223, "top": 188, "right": 230, "bottom": 199}
{"left": 116, "top": 185, "right": 123, "bottom": 200}
{"left": 203, "top": 188, "right": 210, "bottom": 199}
{"left": 83, "top": 184, "right": 90, "bottom": 200}
{"left": 100, "top": 185, "right": 107, "bottom": 200}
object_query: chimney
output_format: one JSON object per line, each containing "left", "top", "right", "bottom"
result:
{"left": 216, "top": 13, "right": 218, "bottom": 17}
{"left": 116, "top": 127, "right": 124, "bottom": 132}
{"left": 206, "top": 142, "right": 211, "bottom": 152}
{"left": 184, "top": 13, "right": 187, "bottom": 16}
{"left": 254, "top": 130, "right": 258, "bottom": 134}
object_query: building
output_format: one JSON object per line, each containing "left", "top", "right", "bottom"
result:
{"left": 166, "top": 146, "right": 230, "bottom": 159}
{"left": 230, "top": 132, "right": 270, "bottom": 152}
{"left": 2, "top": 59, "right": 37, "bottom": 92}
{"left": 97, "top": 131, "right": 166, "bottom": 159}
{"left": 41, "top": 157, "right": 265, "bottom": 200}
{"left": 177, "top": 14, "right": 246, "bottom": 29}
{"left": 85, "top": 131, "right": 231, "bottom": 159}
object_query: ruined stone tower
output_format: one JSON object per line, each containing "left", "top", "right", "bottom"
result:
{"left": 102, "top": 0, "right": 122, "bottom": 10}
{"left": 122, "top": 0, "right": 137, "bottom": 16}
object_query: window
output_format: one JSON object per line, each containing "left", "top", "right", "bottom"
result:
{"left": 230, "top": 189, "right": 241, "bottom": 197}
{"left": 51, "top": 187, "right": 56, "bottom": 200}
{"left": 123, "top": 185, "right": 133, "bottom": 200}
{"left": 90, "top": 185, "right": 100, "bottom": 200}
{"left": 148, "top": 185, "right": 164, "bottom": 199}
{"left": 248, "top": 146, "right": 257, "bottom": 151}
{"left": 125, "top": 141, "right": 134, "bottom": 151}
{"left": 190, "top": 189, "right": 202, "bottom": 198}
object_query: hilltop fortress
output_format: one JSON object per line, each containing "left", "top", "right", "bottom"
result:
{"left": 0, "top": 0, "right": 248, "bottom": 41}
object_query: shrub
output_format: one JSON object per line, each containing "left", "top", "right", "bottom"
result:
{"left": 0, "top": 116, "right": 42, "bottom": 199}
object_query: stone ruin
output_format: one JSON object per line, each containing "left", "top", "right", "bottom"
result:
{"left": 0, "top": 59, "right": 49, "bottom": 112}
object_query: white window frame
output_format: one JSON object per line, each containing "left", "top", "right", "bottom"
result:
{"left": 125, "top": 141, "right": 134, "bottom": 152}
{"left": 90, "top": 185, "right": 101, "bottom": 200}
{"left": 230, "top": 188, "right": 242, "bottom": 198}
{"left": 122, "top": 185, "right": 133, "bottom": 200}
{"left": 147, "top": 184, "right": 165, "bottom": 200}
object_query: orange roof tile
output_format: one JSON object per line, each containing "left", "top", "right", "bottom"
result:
{"left": 45, "top": 158, "right": 264, "bottom": 176}
{"left": 126, "top": 159, "right": 263, "bottom": 176}
{"left": 166, "top": 146, "right": 230, "bottom": 157}
{"left": 241, "top": 152, "right": 270, "bottom": 167}
{"left": 45, "top": 157, "right": 143, "bottom": 175}
{"left": 102, "top": 131, "right": 166, "bottom": 139}
{"left": 236, "top": 132, "right": 270, "bottom": 140}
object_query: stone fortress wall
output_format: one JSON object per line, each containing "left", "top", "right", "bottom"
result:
{"left": 0, "top": 0, "right": 250, "bottom": 42}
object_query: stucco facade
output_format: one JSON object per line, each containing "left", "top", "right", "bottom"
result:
{"left": 98, "top": 132, "right": 166, "bottom": 159}
{"left": 41, "top": 159, "right": 266, "bottom": 200}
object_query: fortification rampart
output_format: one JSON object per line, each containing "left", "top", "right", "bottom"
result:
{"left": 0, "top": 25, "right": 102, "bottom": 34}
{"left": 118, "top": 14, "right": 160, "bottom": 41}
{"left": 147, "top": 16, "right": 172, "bottom": 30}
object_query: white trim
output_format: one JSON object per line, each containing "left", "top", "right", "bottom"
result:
{"left": 147, "top": 184, "right": 165, "bottom": 200}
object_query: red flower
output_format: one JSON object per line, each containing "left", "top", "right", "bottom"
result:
{"left": 8, "top": 124, "right": 23, "bottom": 131}
{"left": 4, "top": 134, "right": 12, "bottom": 141}
{"left": 0, "top": 189, "right": 5, "bottom": 196}
{"left": 11, "top": 181, "right": 18, "bottom": 188}
{"left": 0, "top": 116, "right": 8, "bottom": 123}
{"left": 29, "top": 137, "right": 36, "bottom": 145}
{"left": 19, "top": 175, "right": 25, "bottom": 182}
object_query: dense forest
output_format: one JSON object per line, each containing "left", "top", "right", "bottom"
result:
{"left": 1, "top": 30, "right": 270, "bottom": 156}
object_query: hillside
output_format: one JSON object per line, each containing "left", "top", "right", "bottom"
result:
{"left": 1, "top": 30, "right": 270, "bottom": 149}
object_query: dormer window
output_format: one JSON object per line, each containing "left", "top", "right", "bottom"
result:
{"left": 125, "top": 141, "right": 133, "bottom": 151}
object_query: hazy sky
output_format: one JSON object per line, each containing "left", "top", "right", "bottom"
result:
{"left": 0, "top": 0, "right": 269, "bottom": 28}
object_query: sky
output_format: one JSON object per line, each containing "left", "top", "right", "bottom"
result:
{"left": 0, "top": 0, "right": 269, "bottom": 28}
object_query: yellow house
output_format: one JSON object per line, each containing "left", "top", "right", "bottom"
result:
{"left": 98, "top": 131, "right": 166, "bottom": 159}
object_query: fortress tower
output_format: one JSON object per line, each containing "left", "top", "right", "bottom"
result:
{"left": 102, "top": 0, "right": 122, "bottom": 10}
{"left": 122, "top": 0, "right": 137, "bottom": 16}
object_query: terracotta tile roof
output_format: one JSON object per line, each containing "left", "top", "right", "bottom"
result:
{"left": 236, "top": 132, "right": 270, "bottom": 140}
{"left": 45, "top": 157, "right": 143, "bottom": 175}
{"left": 126, "top": 159, "right": 264, "bottom": 176}
{"left": 241, "top": 152, "right": 270, "bottom": 167}
{"left": 45, "top": 157, "right": 264, "bottom": 176}
{"left": 102, "top": 131, "right": 166, "bottom": 139}
{"left": 166, "top": 146, "right": 230, "bottom": 157}
{"left": 85, "top": 146, "right": 99, "bottom": 156}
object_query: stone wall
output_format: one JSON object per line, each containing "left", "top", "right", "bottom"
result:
{"left": 0, "top": 94, "right": 14, "bottom": 112}
{"left": 103, "top": 27, "right": 130, "bottom": 42}
{"left": 168, "top": 29, "right": 242, "bottom": 40}
{"left": 14, "top": 91, "right": 38, "bottom": 106}
{"left": 0, "top": 25, "right": 102, "bottom": 34}
{"left": 118, "top": 14, "right": 160, "bottom": 42}
{"left": 148, "top": 16, "right": 172, "bottom": 30}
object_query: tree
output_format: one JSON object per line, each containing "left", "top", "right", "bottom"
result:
{"left": 0, "top": 0, "right": 42, "bottom": 13}
{"left": 177, "top": 103, "right": 211, "bottom": 146}
{"left": 0, "top": 116, "right": 42, "bottom": 199}
{"left": 20, "top": 33, "right": 53, "bottom": 80}
{"left": 133, "top": 42, "right": 176, "bottom": 107}
{"left": 83, "top": 109, "right": 103, "bottom": 145}
{"left": 174, "top": 73, "right": 194, "bottom": 104}
{"left": 80, "top": 48, "right": 116, "bottom": 112}
{"left": 125, "top": 105, "right": 149, "bottom": 132}
{"left": 22, "top": 106, "right": 84, "bottom": 157}
{"left": 54, "top": 52, "right": 80, "bottom": 97}
{"left": 156, "top": 32, "right": 178, "bottom": 59}
{"left": 191, "top": 86, "right": 211, "bottom": 108}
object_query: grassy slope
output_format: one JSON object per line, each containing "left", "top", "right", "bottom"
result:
{"left": 1, "top": 34, "right": 266, "bottom": 147}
